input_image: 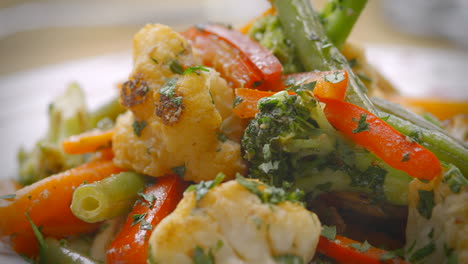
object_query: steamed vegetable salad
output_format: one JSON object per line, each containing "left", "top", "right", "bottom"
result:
{"left": 1, "top": 0, "right": 467, "bottom": 263}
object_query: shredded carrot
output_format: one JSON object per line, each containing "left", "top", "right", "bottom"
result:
{"left": 239, "top": 7, "right": 276, "bottom": 34}
{"left": 0, "top": 159, "right": 124, "bottom": 238}
{"left": 392, "top": 96, "right": 468, "bottom": 120}
{"left": 62, "top": 129, "right": 114, "bottom": 154}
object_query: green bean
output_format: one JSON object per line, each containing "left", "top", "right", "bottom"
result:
{"left": 41, "top": 238, "right": 103, "bottom": 264}
{"left": 71, "top": 172, "right": 145, "bottom": 223}
{"left": 89, "top": 97, "right": 126, "bottom": 129}
{"left": 273, "top": 0, "right": 376, "bottom": 111}
{"left": 384, "top": 114, "right": 468, "bottom": 176}
{"left": 320, "top": 0, "right": 368, "bottom": 49}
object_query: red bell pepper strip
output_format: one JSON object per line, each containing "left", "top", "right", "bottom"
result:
{"left": 106, "top": 174, "right": 188, "bottom": 264}
{"left": 233, "top": 70, "right": 348, "bottom": 118}
{"left": 317, "top": 235, "right": 409, "bottom": 264}
{"left": 320, "top": 97, "right": 441, "bottom": 180}
{"left": 182, "top": 24, "right": 283, "bottom": 91}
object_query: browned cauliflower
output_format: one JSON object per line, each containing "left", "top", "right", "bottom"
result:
{"left": 113, "top": 24, "right": 245, "bottom": 182}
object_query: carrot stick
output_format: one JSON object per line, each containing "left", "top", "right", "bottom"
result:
{"left": 317, "top": 235, "right": 409, "bottom": 264}
{"left": 10, "top": 233, "right": 39, "bottom": 258}
{"left": 62, "top": 129, "right": 114, "bottom": 154}
{"left": 239, "top": 8, "right": 276, "bottom": 34}
{"left": 0, "top": 159, "right": 124, "bottom": 237}
{"left": 391, "top": 96, "right": 468, "bottom": 120}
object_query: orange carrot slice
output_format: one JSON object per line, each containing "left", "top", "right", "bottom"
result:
{"left": 62, "top": 129, "right": 114, "bottom": 154}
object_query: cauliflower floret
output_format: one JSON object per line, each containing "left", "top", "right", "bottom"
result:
{"left": 405, "top": 165, "right": 467, "bottom": 263}
{"left": 148, "top": 177, "right": 321, "bottom": 264}
{"left": 113, "top": 24, "right": 245, "bottom": 181}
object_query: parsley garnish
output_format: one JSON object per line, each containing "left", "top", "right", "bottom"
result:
{"left": 417, "top": 190, "right": 435, "bottom": 219}
{"left": 287, "top": 81, "right": 316, "bottom": 93}
{"left": 151, "top": 58, "right": 158, "bottom": 64}
{"left": 186, "top": 173, "right": 225, "bottom": 201}
{"left": 132, "top": 120, "right": 147, "bottom": 137}
{"left": 25, "top": 212, "right": 45, "bottom": 250}
{"left": 442, "top": 163, "right": 467, "bottom": 193}
{"left": 184, "top": 65, "right": 209, "bottom": 75}
{"left": 169, "top": 60, "right": 184, "bottom": 74}
{"left": 321, "top": 225, "right": 336, "bottom": 240}
{"left": 193, "top": 246, "right": 215, "bottom": 264}
{"left": 0, "top": 194, "right": 15, "bottom": 200}
{"left": 233, "top": 96, "right": 243, "bottom": 108}
{"left": 380, "top": 247, "right": 405, "bottom": 262}
{"left": 324, "top": 71, "right": 345, "bottom": 84}
{"left": 235, "top": 174, "right": 303, "bottom": 204}
{"left": 350, "top": 240, "right": 371, "bottom": 253}
{"left": 401, "top": 152, "right": 410, "bottom": 162}
{"left": 138, "top": 192, "right": 156, "bottom": 208}
{"left": 352, "top": 113, "right": 369, "bottom": 133}
{"left": 131, "top": 213, "right": 147, "bottom": 227}
{"left": 410, "top": 241, "right": 435, "bottom": 262}
{"left": 140, "top": 218, "right": 152, "bottom": 231}
{"left": 216, "top": 131, "right": 228, "bottom": 142}
{"left": 171, "top": 165, "right": 186, "bottom": 178}
{"left": 160, "top": 78, "right": 178, "bottom": 98}
{"left": 273, "top": 254, "right": 304, "bottom": 264}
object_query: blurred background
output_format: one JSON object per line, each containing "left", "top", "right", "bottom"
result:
{"left": 0, "top": 0, "right": 467, "bottom": 179}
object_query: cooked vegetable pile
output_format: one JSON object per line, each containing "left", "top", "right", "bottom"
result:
{"left": 0, "top": 0, "right": 466, "bottom": 263}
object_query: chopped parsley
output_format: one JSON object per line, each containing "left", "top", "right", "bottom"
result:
{"left": 273, "top": 254, "right": 304, "bottom": 264}
{"left": 139, "top": 218, "right": 152, "bottom": 231}
{"left": 25, "top": 212, "right": 45, "bottom": 249}
{"left": 380, "top": 247, "right": 405, "bottom": 262}
{"left": 138, "top": 192, "right": 156, "bottom": 208}
{"left": 160, "top": 78, "right": 178, "bottom": 98}
{"left": 159, "top": 78, "right": 183, "bottom": 107}
{"left": 350, "top": 165, "right": 387, "bottom": 197}
{"left": 132, "top": 120, "right": 147, "bottom": 137}
{"left": 0, "top": 194, "right": 15, "bottom": 200}
{"left": 151, "top": 58, "right": 159, "bottom": 64}
{"left": 169, "top": 60, "right": 184, "bottom": 74}
{"left": 352, "top": 113, "right": 369, "bottom": 134}
{"left": 350, "top": 240, "right": 371, "bottom": 253}
{"left": 401, "top": 152, "right": 410, "bottom": 162}
{"left": 216, "top": 131, "right": 228, "bottom": 142}
{"left": 324, "top": 71, "right": 345, "bottom": 84}
{"left": 193, "top": 246, "right": 215, "bottom": 264}
{"left": 442, "top": 163, "right": 467, "bottom": 194}
{"left": 321, "top": 225, "right": 336, "bottom": 240}
{"left": 417, "top": 190, "right": 435, "bottom": 219}
{"left": 233, "top": 96, "right": 243, "bottom": 108}
{"left": 184, "top": 65, "right": 210, "bottom": 75}
{"left": 409, "top": 241, "right": 435, "bottom": 262}
{"left": 235, "top": 174, "right": 303, "bottom": 204}
{"left": 131, "top": 213, "right": 147, "bottom": 227}
{"left": 287, "top": 81, "right": 316, "bottom": 93}
{"left": 171, "top": 165, "right": 186, "bottom": 178}
{"left": 186, "top": 173, "right": 225, "bottom": 201}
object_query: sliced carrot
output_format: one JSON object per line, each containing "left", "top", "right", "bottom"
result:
{"left": 233, "top": 70, "right": 348, "bottom": 118}
{"left": 317, "top": 235, "right": 409, "bottom": 264}
{"left": 239, "top": 7, "right": 276, "bottom": 34}
{"left": 62, "top": 129, "right": 114, "bottom": 154}
{"left": 392, "top": 96, "right": 468, "bottom": 120}
{"left": 107, "top": 174, "right": 188, "bottom": 264}
{"left": 320, "top": 97, "right": 441, "bottom": 180}
{"left": 0, "top": 159, "right": 124, "bottom": 237}
{"left": 11, "top": 233, "right": 39, "bottom": 258}
{"left": 283, "top": 70, "right": 348, "bottom": 100}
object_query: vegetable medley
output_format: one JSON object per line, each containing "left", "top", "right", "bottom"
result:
{"left": 1, "top": 0, "right": 467, "bottom": 264}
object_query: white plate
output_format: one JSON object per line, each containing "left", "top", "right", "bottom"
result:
{"left": 0, "top": 45, "right": 467, "bottom": 263}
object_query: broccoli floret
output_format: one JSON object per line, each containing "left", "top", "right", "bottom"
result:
{"left": 249, "top": 15, "right": 304, "bottom": 74}
{"left": 241, "top": 91, "right": 412, "bottom": 205}
{"left": 18, "top": 83, "right": 89, "bottom": 185}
